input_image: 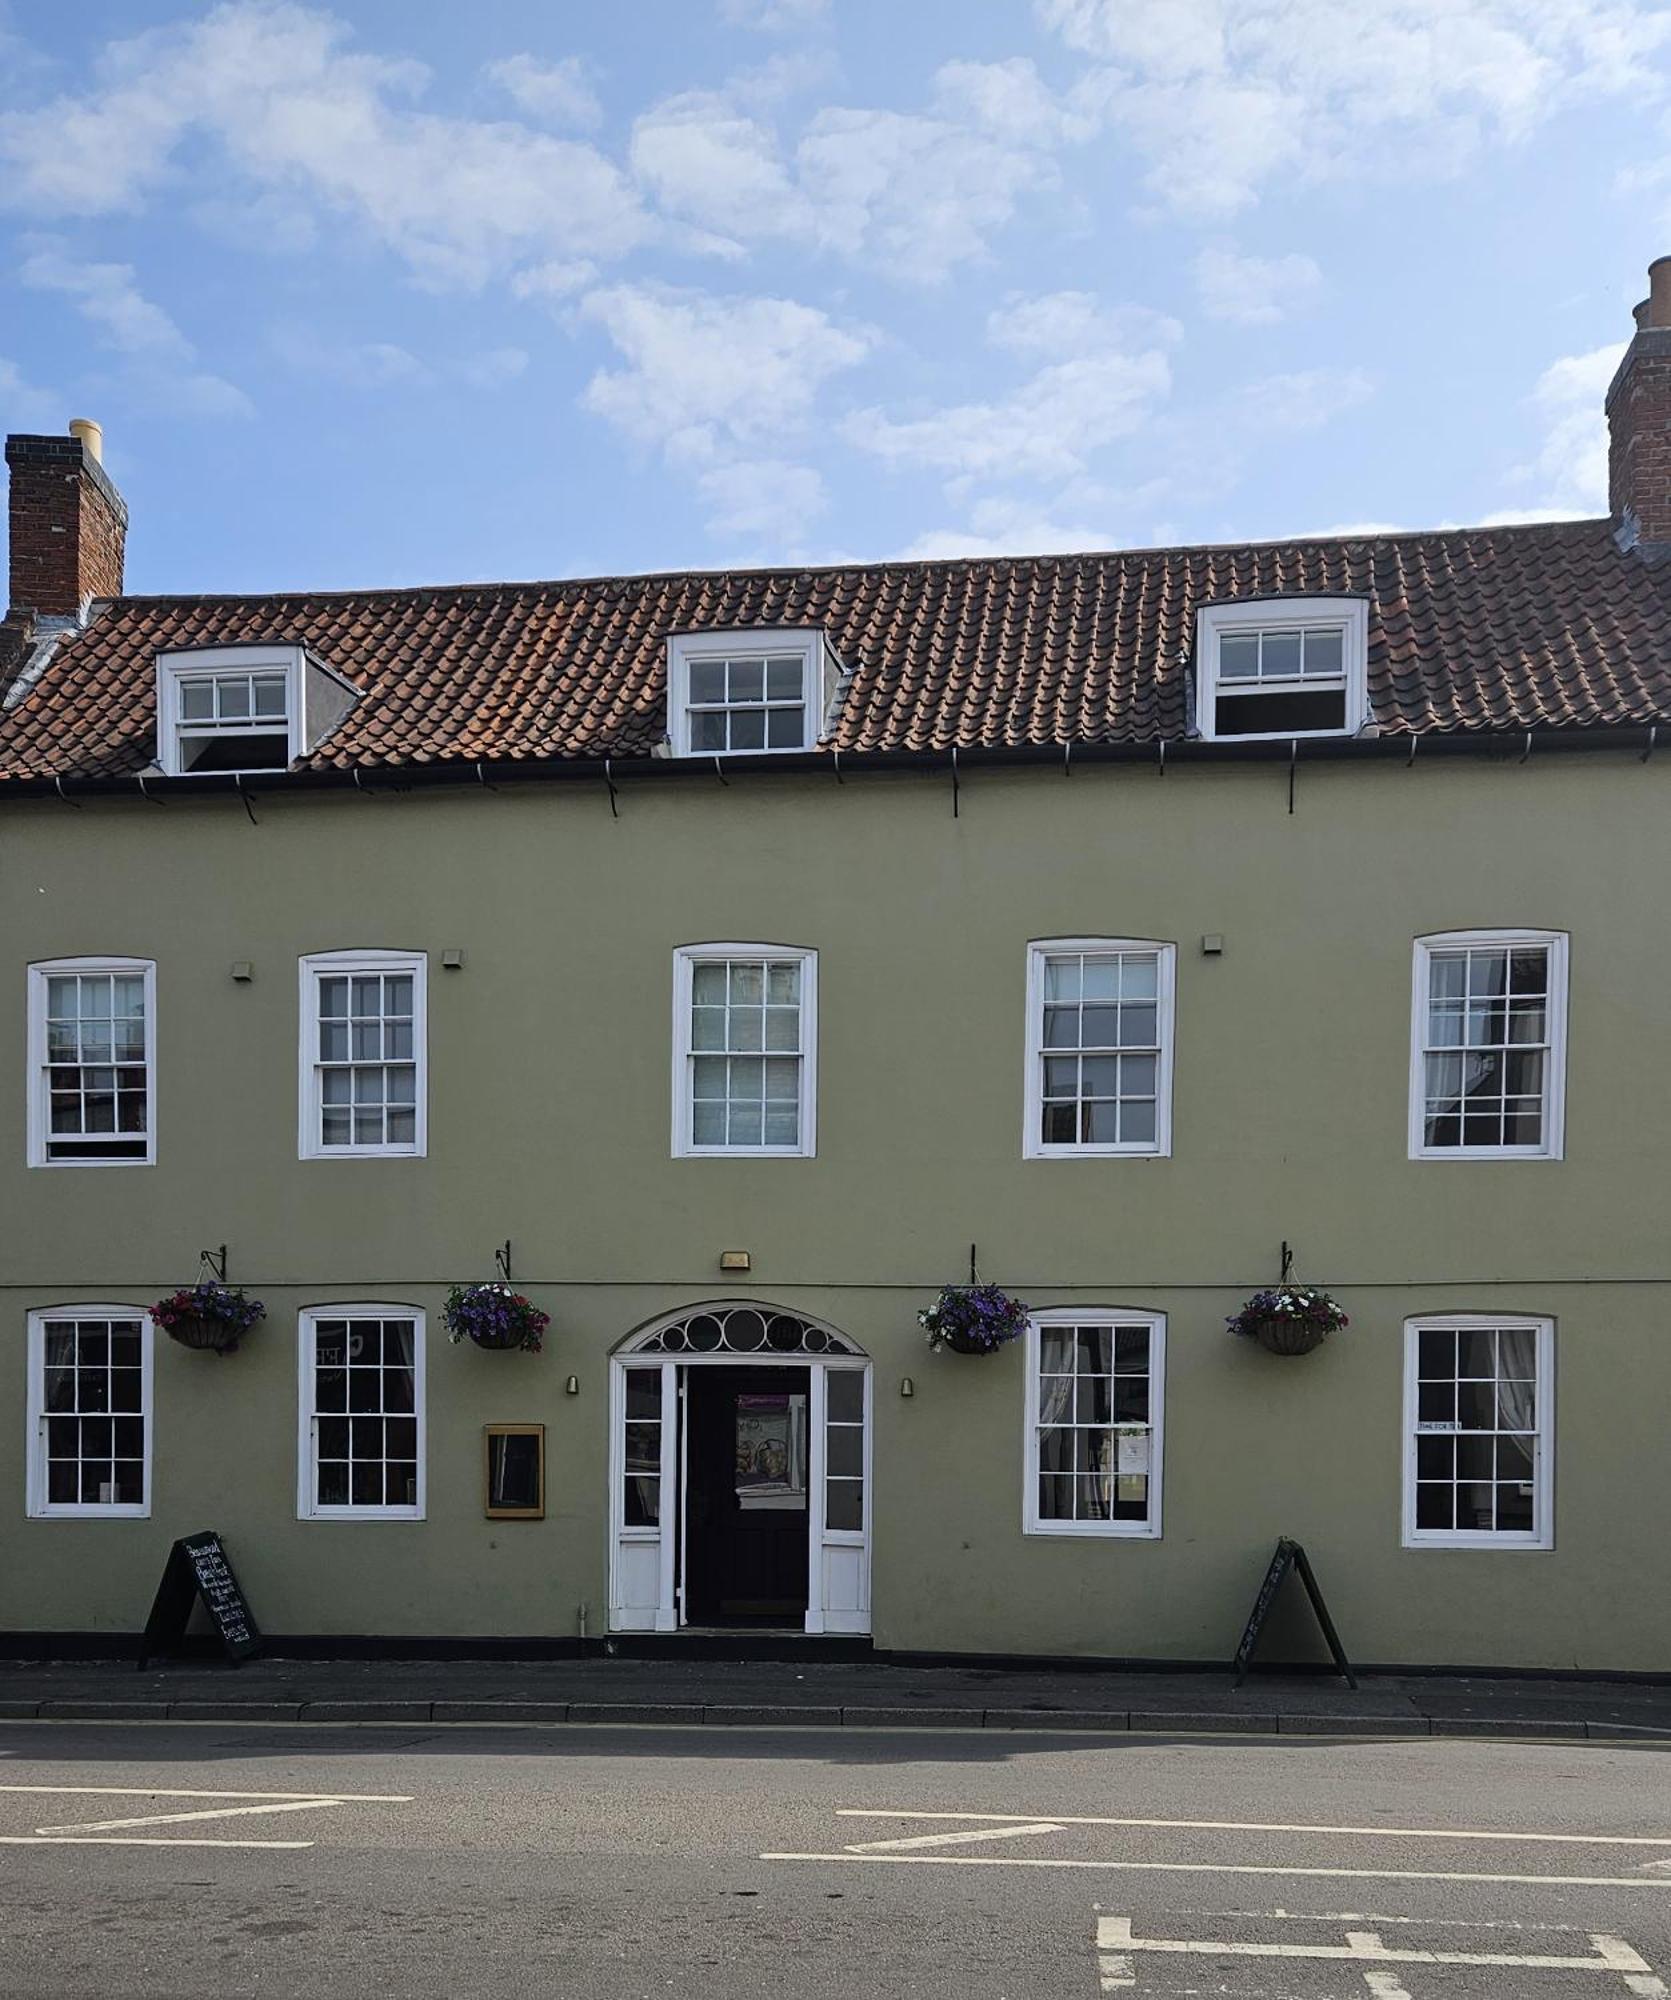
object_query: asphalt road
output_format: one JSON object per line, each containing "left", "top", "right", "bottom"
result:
{"left": 0, "top": 1720, "right": 1666, "bottom": 1998}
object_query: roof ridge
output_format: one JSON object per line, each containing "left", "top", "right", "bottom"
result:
{"left": 97, "top": 517, "right": 1616, "bottom": 609}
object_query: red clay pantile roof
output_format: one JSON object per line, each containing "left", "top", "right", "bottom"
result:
{"left": 3, "top": 520, "right": 1670, "bottom": 781}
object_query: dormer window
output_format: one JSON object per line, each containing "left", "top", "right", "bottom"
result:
{"left": 1196, "top": 598, "right": 1368, "bottom": 741}
{"left": 667, "top": 631, "right": 827, "bottom": 757}
{"left": 157, "top": 645, "right": 358, "bottom": 776}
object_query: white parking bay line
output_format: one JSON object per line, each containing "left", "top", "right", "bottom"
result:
{"left": 844, "top": 1822, "right": 1063, "bottom": 1855}
{"left": 835, "top": 1807, "right": 1671, "bottom": 1851}
{"left": 0, "top": 1783, "right": 411, "bottom": 1851}
{"left": 1094, "top": 1915, "right": 1663, "bottom": 1977}
{"left": 761, "top": 1850, "right": 1671, "bottom": 1889}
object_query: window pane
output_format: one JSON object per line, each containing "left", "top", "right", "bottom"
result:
{"left": 1042, "top": 957, "right": 1080, "bottom": 1003}
{"left": 1260, "top": 630, "right": 1302, "bottom": 676}
{"left": 729, "top": 708, "right": 766, "bottom": 750}
{"left": 1219, "top": 632, "right": 1259, "bottom": 680}
{"left": 689, "top": 660, "right": 727, "bottom": 704}
{"left": 690, "top": 710, "right": 726, "bottom": 751}
{"left": 826, "top": 1480, "right": 863, "bottom": 1531}
{"left": 218, "top": 676, "right": 251, "bottom": 718}
{"left": 765, "top": 656, "right": 803, "bottom": 699}
{"left": 1302, "top": 627, "right": 1343, "bottom": 674}
{"left": 766, "top": 706, "right": 806, "bottom": 748}
{"left": 180, "top": 680, "right": 214, "bottom": 719}
{"left": 727, "top": 658, "right": 765, "bottom": 702}
{"left": 828, "top": 1372, "right": 863, "bottom": 1423}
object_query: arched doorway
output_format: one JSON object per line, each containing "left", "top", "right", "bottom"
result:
{"left": 608, "top": 1303, "right": 871, "bottom": 1635}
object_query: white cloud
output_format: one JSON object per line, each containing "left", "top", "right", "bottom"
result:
{"left": 847, "top": 297, "right": 1175, "bottom": 482}
{"left": 0, "top": 2, "right": 647, "bottom": 290}
{"left": 899, "top": 496, "right": 1120, "bottom": 560}
{"left": 1515, "top": 339, "right": 1625, "bottom": 514}
{"left": 0, "top": 357, "right": 60, "bottom": 433}
{"left": 20, "top": 244, "right": 192, "bottom": 357}
{"left": 698, "top": 457, "right": 827, "bottom": 538}
{"left": 19, "top": 241, "right": 254, "bottom": 418}
{"left": 1231, "top": 366, "right": 1374, "bottom": 433}
{"left": 577, "top": 282, "right": 870, "bottom": 540}
{"left": 461, "top": 345, "right": 530, "bottom": 389}
{"left": 719, "top": 0, "right": 828, "bottom": 29}
{"left": 1039, "top": 0, "right": 1671, "bottom": 216}
{"left": 632, "top": 56, "right": 1092, "bottom": 280}
{"left": 1195, "top": 245, "right": 1323, "bottom": 324}
{"left": 271, "top": 328, "right": 433, "bottom": 386}
{"left": 580, "top": 282, "right": 871, "bottom": 456}
{"left": 485, "top": 53, "right": 602, "bottom": 130}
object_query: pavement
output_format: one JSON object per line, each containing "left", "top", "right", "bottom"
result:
{"left": 0, "top": 1651, "right": 1668, "bottom": 1738}
{"left": 0, "top": 1716, "right": 1666, "bottom": 1998}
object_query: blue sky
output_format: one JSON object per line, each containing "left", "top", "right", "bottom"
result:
{"left": 2, "top": 0, "right": 1669, "bottom": 593}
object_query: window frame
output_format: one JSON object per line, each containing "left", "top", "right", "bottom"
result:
{"left": 26, "top": 957, "right": 157, "bottom": 1170}
{"left": 1022, "top": 1308, "right": 1166, "bottom": 1540}
{"left": 296, "top": 1305, "right": 428, "bottom": 1522}
{"left": 666, "top": 630, "right": 824, "bottom": 758}
{"left": 297, "top": 949, "right": 428, "bottom": 1162}
{"left": 1195, "top": 597, "right": 1369, "bottom": 743}
{"left": 1401, "top": 1314, "right": 1555, "bottom": 1552}
{"left": 157, "top": 644, "right": 305, "bottom": 777}
{"left": 671, "top": 942, "right": 819, "bottom": 1159}
{"left": 25, "top": 1306, "right": 154, "bottom": 1519}
{"left": 1408, "top": 929, "right": 1568, "bottom": 1162}
{"left": 1023, "top": 938, "right": 1176, "bottom": 1160}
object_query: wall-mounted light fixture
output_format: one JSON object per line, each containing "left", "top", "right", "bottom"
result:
{"left": 1201, "top": 934, "right": 1224, "bottom": 956}
{"left": 442, "top": 948, "right": 465, "bottom": 970}
{"left": 719, "top": 1249, "right": 751, "bottom": 1272}
{"left": 564, "top": 1375, "right": 580, "bottom": 1396}
{"left": 230, "top": 961, "right": 253, "bottom": 982}
{"left": 900, "top": 1376, "right": 915, "bottom": 1399}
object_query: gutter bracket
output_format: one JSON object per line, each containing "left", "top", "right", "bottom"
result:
{"left": 234, "top": 774, "right": 259, "bottom": 827}
{"left": 1520, "top": 731, "right": 1534, "bottom": 765}
{"left": 1157, "top": 739, "right": 1167, "bottom": 778}
{"left": 475, "top": 760, "right": 499, "bottom": 793}
{"left": 832, "top": 746, "right": 844, "bottom": 785}
{"left": 950, "top": 745, "right": 960, "bottom": 818}
{"left": 604, "top": 756, "right": 619, "bottom": 820}
{"left": 53, "top": 775, "right": 82, "bottom": 810}
{"left": 1643, "top": 725, "right": 1658, "bottom": 764}
{"left": 1062, "top": 741, "right": 1072, "bottom": 778}
{"left": 712, "top": 755, "right": 729, "bottom": 788}
{"left": 1288, "top": 738, "right": 1298, "bottom": 816}
{"left": 135, "top": 773, "right": 165, "bottom": 806}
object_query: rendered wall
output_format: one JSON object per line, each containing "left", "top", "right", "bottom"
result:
{"left": 0, "top": 751, "right": 1664, "bottom": 1668}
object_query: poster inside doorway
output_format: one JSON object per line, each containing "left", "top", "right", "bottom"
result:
{"left": 735, "top": 1394, "right": 808, "bottom": 1509}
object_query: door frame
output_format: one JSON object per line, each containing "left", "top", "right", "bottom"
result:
{"left": 607, "top": 1351, "right": 872, "bottom": 1635}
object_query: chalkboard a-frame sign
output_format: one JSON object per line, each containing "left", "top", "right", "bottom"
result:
{"left": 1232, "top": 1537, "right": 1355, "bottom": 1689}
{"left": 137, "top": 1531, "right": 261, "bottom": 1669}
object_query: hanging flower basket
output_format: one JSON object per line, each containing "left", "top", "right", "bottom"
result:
{"left": 1227, "top": 1286, "right": 1348, "bottom": 1357}
{"left": 919, "top": 1283, "right": 1028, "bottom": 1357}
{"left": 150, "top": 1282, "right": 266, "bottom": 1355}
{"left": 444, "top": 1282, "right": 549, "bottom": 1353}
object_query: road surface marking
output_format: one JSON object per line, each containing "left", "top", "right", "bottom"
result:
{"left": 1094, "top": 1915, "right": 1662, "bottom": 1977}
{"left": 0, "top": 1835, "right": 315, "bottom": 1849}
{"left": 836, "top": 1806, "right": 1671, "bottom": 1850}
{"left": 1362, "top": 1974, "right": 1414, "bottom": 1998}
{"left": 0, "top": 1785, "right": 410, "bottom": 1801}
{"left": 0, "top": 1783, "right": 410, "bottom": 1850}
{"left": 844, "top": 1821, "right": 1063, "bottom": 1855}
{"left": 763, "top": 1849, "right": 1671, "bottom": 1888}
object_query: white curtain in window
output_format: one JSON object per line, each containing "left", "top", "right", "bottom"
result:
{"left": 1495, "top": 1327, "right": 1537, "bottom": 1468}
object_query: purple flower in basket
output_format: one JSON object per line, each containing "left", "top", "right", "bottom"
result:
{"left": 149, "top": 1282, "right": 266, "bottom": 1333}
{"left": 918, "top": 1282, "right": 1028, "bottom": 1355}
{"left": 1226, "top": 1286, "right": 1349, "bottom": 1340}
{"left": 444, "top": 1282, "right": 550, "bottom": 1353}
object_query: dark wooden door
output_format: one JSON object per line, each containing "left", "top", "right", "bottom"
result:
{"left": 683, "top": 1367, "right": 810, "bottom": 1627}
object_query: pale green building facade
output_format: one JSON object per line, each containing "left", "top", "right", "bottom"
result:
{"left": 5, "top": 289, "right": 1671, "bottom": 1671}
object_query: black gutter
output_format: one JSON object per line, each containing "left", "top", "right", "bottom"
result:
{"left": 0, "top": 723, "right": 1662, "bottom": 803}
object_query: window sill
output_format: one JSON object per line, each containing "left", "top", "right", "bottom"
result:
{"left": 1024, "top": 1145, "right": 1168, "bottom": 1161}
{"left": 1023, "top": 1523, "right": 1161, "bottom": 1541}
{"left": 301, "top": 1147, "right": 426, "bottom": 1162}
{"left": 675, "top": 1146, "right": 814, "bottom": 1160}
{"left": 29, "top": 1505, "right": 151, "bottom": 1521}
{"left": 301, "top": 1507, "right": 425, "bottom": 1523}
{"left": 1404, "top": 1534, "right": 1552, "bottom": 1553}
{"left": 30, "top": 1155, "right": 156, "bottom": 1170}
{"left": 1410, "top": 1147, "right": 1560, "bottom": 1163}
{"left": 672, "top": 745, "right": 814, "bottom": 760}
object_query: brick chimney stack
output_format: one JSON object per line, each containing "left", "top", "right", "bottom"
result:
{"left": 1607, "top": 258, "right": 1671, "bottom": 559}
{"left": 5, "top": 421, "right": 128, "bottom": 620}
